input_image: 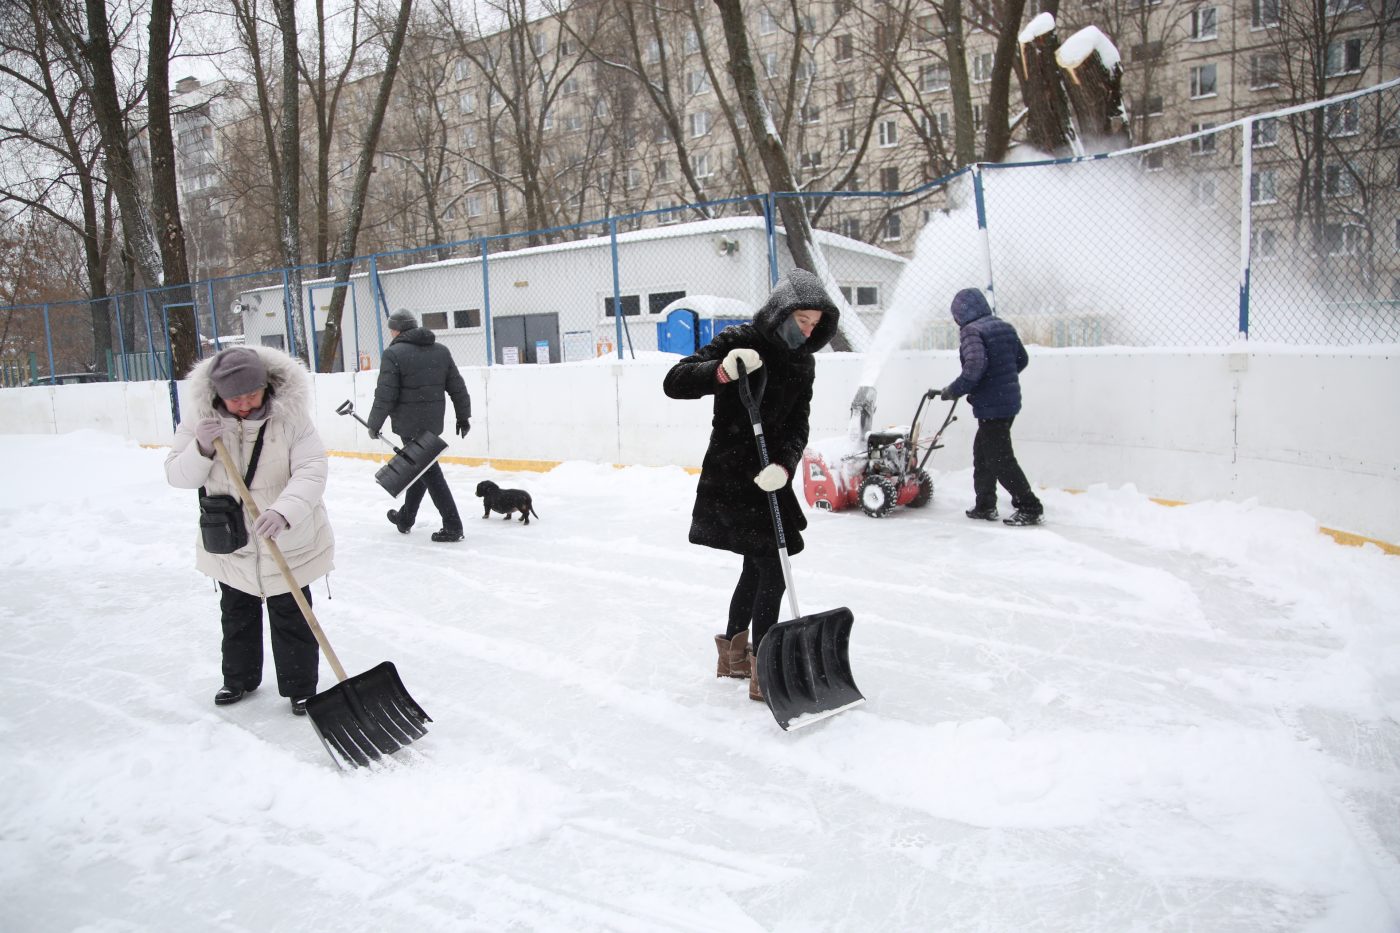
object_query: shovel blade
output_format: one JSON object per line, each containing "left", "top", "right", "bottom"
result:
{"left": 304, "top": 661, "right": 432, "bottom": 769}
{"left": 374, "top": 432, "right": 450, "bottom": 498}
{"left": 755, "top": 607, "right": 865, "bottom": 731}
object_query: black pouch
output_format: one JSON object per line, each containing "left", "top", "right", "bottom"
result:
{"left": 199, "top": 494, "right": 248, "bottom": 554}
{"left": 196, "top": 422, "right": 267, "bottom": 555}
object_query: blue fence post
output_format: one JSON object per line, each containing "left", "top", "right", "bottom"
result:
{"left": 972, "top": 164, "right": 997, "bottom": 308}
{"left": 206, "top": 280, "right": 220, "bottom": 353}
{"left": 609, "top": 218, "right": 625, "bottom": 359}
{"left": 281, "top": 268, "right": 295, "bottom": 357}
{"left": 764, "top": 192, "right": 779, "bottom": 287}
{"left": 309, "top": 298, "right": 320, "bottom": 372}
{"left": 114, "top": 296, "right": 129, "bottom": 381}
{"left": 141, "top": 291, "right": 157, "bottom": 379}
{"left": 42, "top": 304, "right": 55, "bottom": 384}
{"left": 481, "top": 238, "right": 493, "bottom": 366}
{"left": 1238, "top": 119, "right": 1253, "bottom": 339}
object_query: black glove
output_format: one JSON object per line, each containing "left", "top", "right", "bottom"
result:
{"left": 941, "top": 385, "right": 959, "bottom": 400}
{"left": 367, "top": 427, "right": 380, "bottom": 440}
{"left": 456, "top": 419, "right": 470, "bottom": 438}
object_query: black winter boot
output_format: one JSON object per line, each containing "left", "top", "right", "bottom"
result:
{"left": 387, "top": 509, "right": 411, "bottom": 534}
{"left": 1003, "top": 510, "right": 1043, "bottom": 526}
{"left": 965, "top": 506, "right": 999, "bottom": 521}
{"left": 214, "top": 685, "right": 252, "bottom": 706}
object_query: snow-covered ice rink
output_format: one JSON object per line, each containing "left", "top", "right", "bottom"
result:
{"left": 1, "top": 430, "right": 1397, "bottom": 932}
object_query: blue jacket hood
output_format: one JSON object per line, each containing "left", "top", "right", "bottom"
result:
{"left": 951, "top": 288, "right": 992, "bottom": 327}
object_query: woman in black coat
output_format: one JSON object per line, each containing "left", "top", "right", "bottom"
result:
{"left": 663, "top": 269, "right": 840, "bottom": 701}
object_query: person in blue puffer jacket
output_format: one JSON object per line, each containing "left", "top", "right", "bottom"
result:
{"left": 941, "top": 287, "right": 1044, "bottom": 526}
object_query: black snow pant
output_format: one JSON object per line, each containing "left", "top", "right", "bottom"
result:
{"left": 972, "top": 417, "right": 1042, "bottom": 515}
{"left": 219, "top": 583, "right": 320, "bottom": 697}
{"left": 397, "top": 462, "right": 462, "bottom": 533}
{"left": 726, "top": 551, "right": 785, "bottom": 649}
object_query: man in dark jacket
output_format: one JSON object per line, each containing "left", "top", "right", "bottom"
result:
{"left": 941, "top": 287, "right": 1044, "bottom": 526}
{"left": 663, "top": 269, "right": 840, "bottom": 701}
{"left": 367, "top": 310, "right": 472, "bottom": 542}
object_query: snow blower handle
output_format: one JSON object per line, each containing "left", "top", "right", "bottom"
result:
{"left": 335, "top": 399, "right": 402, "bottom": 454}
{"left": 734, "top": 359, "right": 801, "bottom": 621}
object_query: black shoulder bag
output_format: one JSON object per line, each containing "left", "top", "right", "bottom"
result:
{"left": 198, "top": 424, "right": 268, "bottom": 554}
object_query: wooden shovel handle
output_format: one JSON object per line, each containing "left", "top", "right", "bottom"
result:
{"left": 211, "top": 437, "right": 349, "bottom": 683}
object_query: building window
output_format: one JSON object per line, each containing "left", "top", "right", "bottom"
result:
{"left": 561, "top": 76, "right": 580, "bottom": 96}
{"left": 800, "top": 150, "right": 823, "bottom": 170}
{"left": 973, "top": 103, "right": 984, "bottom": 131}
{"left": 1326, "top": 100, "right": 1360, "bottom": 137}
{"left": 1190, "top": 64, "right": 1218, "bottom": 98}
{"left": 644, "top": 38, "right": 662, "bottom": 64}
{"left": 690, "top": 110, "right": 711, "bottom": 137}
{"left": 1249, "top": 54, "right": 1280, "bottom": 89}
{"left": 687, "top": 70, "right": 711, "bottom": 95}
{"left": 878, "top": 119, "right": 898, "bottom": 147}
{"left": 839, "top": 284, "right": 881, "bottom": 307}
{"left": 763, "top": 51, "right": 780, "bottom": 78}
{"left": 454, "top": 308, "right": 482, "bottom": 329}
{"left": 1325, "top": 38, "right": 1362, "bottom": 76}
{"left": 532, "top": 33, "right": 547, "bottom": 55}
{"left": 921, "top": 63, "right": 950, "bottom": 93}
{"left": 759, "top": 10, "right": 777, "bottom": 35}
{"left": 654, "top": 159, "right": 671, "bottom": 181}
{"left": 604, "top": 294, "right": 642, "bottom": 317}
{"left": 1144, "top": 94, "right": 1164, "bottom": 116}
{"left": 916, "top": 13, "right": 941, "bottom": 43}
{"left": 454, "top": 59, "right": 471, "bottom": 81}
{"left": 1189, "top": 123, "right": 1217, "bottom": 155}
{"left": 800, "top": 104, "right": 822, "bottom": 125}
{"left": 1251, "top": 227, "right": 1278, "bottom": 258}
{"left": 463, "top": 125, "right": 478, "bottom": 149}
{"left": 834, "top": 34, "right": 853, "bottom": 61}
{"left": 838, "top": 127, "right": 858, "bottom": 152}
{"left": 839, "top": 217, "right": 861, "bottom": 238}
{"left": 1323, "top": 223, "right": 1362, "bottom": 256}
{"left": 467, "top": 194, "right": 483, "bottom": 217}
{"left": 882, "top": 213, "right": 902, "bottom": 241}
{"left": 1250, "top": 169, "right": 1277, "bottom": 204}
{"left": 879, "top": 166, "right": 900, "bottom": 190}
{"left": 459, "top": 92, "right": 476, "bottom": 114}
{"left": 1142, "top": 149, "right": 1165, "bottom": 172}
{"left": 1324, "top": 162, "right": 1357, "bottom": 198}
{"left": 835, "top": 79, "right": 856, "bottom": 108}
{"left": 692, "top": 152, "right": 713, "bottom": 178}
{"left": 1190, "top": 7, "right": 1217, "bottom": 39}
{"left": 624, "top": 166, "right": 641, "bottom": 190}
{"left": 1251, "top": 0, "right": 1280, "bottom": 26}
{"left": 1252, "top": 117, "right": 1279, "bottom": 148}
{"left": 972, "top": 52, "right": 993, "bottom": 84}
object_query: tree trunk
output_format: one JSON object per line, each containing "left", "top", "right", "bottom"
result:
{"left": 147, "top": 0, "right": 197, "bottom": 375}
{"left": 1016, "top": 21, "right": 1076, "bottom": 157}
{"left": 316, "top": 0, "right": 414, "bottom": 373}
{"left": 713, "top": 0, "right": 874, "bottom": 350}
{"left": 274, "top": 0, "right": 307, "bottom": 360}
{"left": 983, "top": 0, "right": 1029, "bottom": 162}
{"left": 942, "top": 0, "right": 977, "bottom": 166}
{"left": 1058, "top": 32, "right": 1130, "bottom": 150}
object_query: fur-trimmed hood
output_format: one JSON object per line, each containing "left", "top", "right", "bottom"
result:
{"left": 186, "top": 345, "right": 312, "bottom": 421}
{"left": 753, "top": 269, "right": 841, "bottom": 354}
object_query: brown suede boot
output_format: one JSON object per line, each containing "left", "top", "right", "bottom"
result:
{"left": 715, "top": 631, "right": 751, "bottom": 678}
{"left": 748, "top": 648, "right": 764, "bottom": 702}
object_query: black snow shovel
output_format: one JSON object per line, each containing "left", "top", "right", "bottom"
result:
{"left": 334, "top": 399, "right": 448, "bottom": 498}
{"left": 212, "top": 437, "right": 432, "bottom": 769}
{"left": 735, "top": 361, "right": 865, "bottom": 730}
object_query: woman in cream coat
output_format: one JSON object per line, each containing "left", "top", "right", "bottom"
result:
{"left": 165, "top": 345, "right": 335, "bottom": 714}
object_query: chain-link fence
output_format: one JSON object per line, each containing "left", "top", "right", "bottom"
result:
{"left": 5, "top": 82, "right": 1396, "bottom": 386}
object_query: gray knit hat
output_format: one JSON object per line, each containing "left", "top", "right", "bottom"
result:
{"left": 207, "top": 347, "right": 267, "bottom": 399}
{"left": 387, "top": 310, "right": 417, "bottom": 332}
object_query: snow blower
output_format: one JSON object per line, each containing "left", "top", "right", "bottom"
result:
{"left": 335, "top": 399, "right": 448, "bottom": 498}
{"left": 212, "top": 438, "right": 432, "bottom": 769}
{"left": 802, "top": 387, "right": 958, "bottom": 518}
{"left": 735, "top": 360, "right": 864, "bottom": 730}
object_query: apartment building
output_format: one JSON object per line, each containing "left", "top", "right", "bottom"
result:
{"left": 193, "top": 0, "right": 1393, "bottom": 306}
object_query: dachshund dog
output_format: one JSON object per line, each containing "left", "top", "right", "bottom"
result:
{"left": 475, "top": 480, "right": 540, "bottom": 525}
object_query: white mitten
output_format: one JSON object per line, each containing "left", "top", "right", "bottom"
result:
{"left": 754, "top": 463, "right": 788, "bottom": 491}
{"left": 720, "top": 348, "right": 763, "bottom": 381}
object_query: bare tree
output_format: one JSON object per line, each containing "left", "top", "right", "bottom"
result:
{"left": 315, "top": 0, "right": 414, "bottom": 373}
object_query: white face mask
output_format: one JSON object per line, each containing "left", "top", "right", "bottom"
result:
{"left": 778, "top": 315, "right": 807, "bottom": 349}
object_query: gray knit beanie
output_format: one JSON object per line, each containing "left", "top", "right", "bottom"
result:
{"left": 387, "top": 310, "right": 417, "bottom": 332}
{"left": 208, "top": 347, "right": 267, "bottom": 399}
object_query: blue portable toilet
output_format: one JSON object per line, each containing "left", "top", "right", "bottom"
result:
{"left": 656, "top": 296, "right": 752, "bottom": 354}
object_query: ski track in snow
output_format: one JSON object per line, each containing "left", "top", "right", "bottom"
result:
{"left": 0, "top": 431, "right": 1398, "bottom": 932}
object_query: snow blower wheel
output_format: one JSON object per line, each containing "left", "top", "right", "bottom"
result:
{"left": 859, "top": 475, "right": 898, "bottom": 518}
{"left": 909, "top": 469, "right": 933, "bottom": 508}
